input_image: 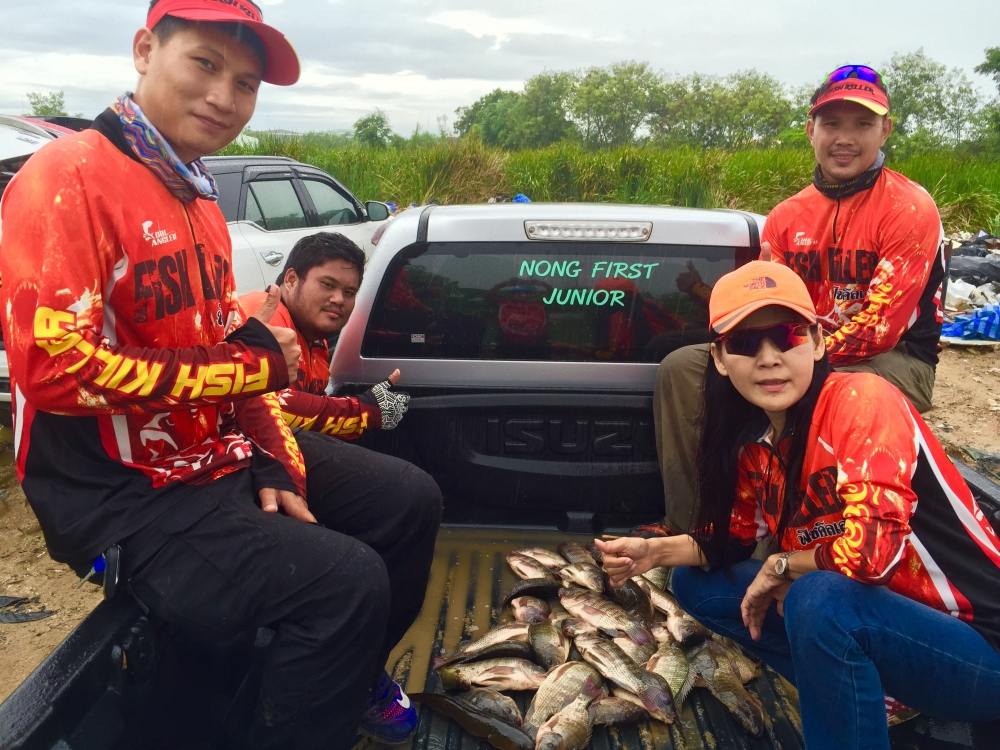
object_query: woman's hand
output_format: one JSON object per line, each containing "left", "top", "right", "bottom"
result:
{"left": 594, "top": 537, "right": 656, "bottom": 587}
{"left": 740, "top": 556, "right": 790, "bottom": 640}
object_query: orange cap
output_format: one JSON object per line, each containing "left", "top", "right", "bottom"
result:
{"left": 709, "top": 261, "right": 816, "bottom": 334}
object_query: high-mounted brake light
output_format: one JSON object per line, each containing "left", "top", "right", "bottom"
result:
{"left": 524, "top": 221, "right": 652, "bottom": 242}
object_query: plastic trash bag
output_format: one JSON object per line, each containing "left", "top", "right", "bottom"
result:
{"left": 945, "top": 278, "right": 977, "bottom": 311}
{"left": 941, "top": 303, "right": 1000, "bottom": 340}
{"left": 948, "top": 255, "right": 1000, "bottom": 286}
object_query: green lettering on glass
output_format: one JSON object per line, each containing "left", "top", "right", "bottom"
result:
{"left": 590, "top": 261, "right": 661, "bottom": 279}
{"left": 542, "top": 288, "right": 626, "bottom": 307}
{"left": 518, "top": 259, "right": 582, "bottom": 278}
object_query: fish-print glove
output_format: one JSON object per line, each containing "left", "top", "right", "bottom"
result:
{"left": 361, "top": 379, "right": 410, "bottom": 430}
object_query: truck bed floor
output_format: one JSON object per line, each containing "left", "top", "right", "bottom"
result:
{"left": 363, "top": 526, "right": 805, "bottom": 750}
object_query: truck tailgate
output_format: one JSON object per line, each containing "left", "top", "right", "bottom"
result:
{"left": 370, "top": 526, "right": 804, "bottom": 750}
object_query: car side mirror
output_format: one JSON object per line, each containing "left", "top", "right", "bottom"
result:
{"left": 365, "top": 201, "right": 390, "bottom": 222}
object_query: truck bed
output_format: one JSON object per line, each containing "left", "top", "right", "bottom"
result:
{"left": 4, "top": 472, "right": 999, "bottom": 750}
{"left": 375, "top": 526, "right": 804, "bottom": 750}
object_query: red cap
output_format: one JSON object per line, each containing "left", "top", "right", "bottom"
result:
{"left": 809, "top": 78, "right": 889, "bottom": 117}
{"left": 147, "top": 0, "right": 300, "bottom": 86}
{"left": 709, "top": 261, "right": 817, "bottom": 334}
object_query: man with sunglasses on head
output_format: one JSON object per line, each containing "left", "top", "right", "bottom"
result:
{"left": 650, "top": 64, "right": 945, "bottom": 536}
{"left": 0, "top": 2, "right": 422, "bottom": 747}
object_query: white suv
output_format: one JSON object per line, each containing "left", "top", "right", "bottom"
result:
{"left": 202, "top": 155, "right": 390, "bottom": 293}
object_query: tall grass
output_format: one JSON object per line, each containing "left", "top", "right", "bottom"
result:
{"left": 222, "top": 136, "right": 1000, "bottom": 233}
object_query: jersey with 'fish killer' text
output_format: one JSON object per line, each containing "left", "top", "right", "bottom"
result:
{"left": 0, "top": 110, "right": 304, "bottom": 565}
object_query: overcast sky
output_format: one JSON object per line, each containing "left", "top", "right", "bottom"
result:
{"left": 1, "top": 0, "right": 997, "bottom": 135}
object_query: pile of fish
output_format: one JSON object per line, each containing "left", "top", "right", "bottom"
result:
{"left": 413, "top": 542, "right": 770, "bottom": 750}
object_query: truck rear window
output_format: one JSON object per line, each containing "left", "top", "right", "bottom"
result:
{"left": 363, "top": 241, "right": 741, "bottom": 363}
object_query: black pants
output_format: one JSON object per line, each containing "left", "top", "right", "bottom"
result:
{"left": 122, "top": 432, "right": 442, "bottom": 749}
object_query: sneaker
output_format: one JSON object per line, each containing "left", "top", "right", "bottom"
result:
{"left": 885, "top": 695, "right": 920, "bottom": 727}
{"left": 358, "top": 671, "right": 417, "bottom": 744}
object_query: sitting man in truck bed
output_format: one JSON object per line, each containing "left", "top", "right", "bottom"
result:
{"left": 0, "top": 2, "right": 433, "bottom": 747}
{"left": 241, "top": 231, "right": 443, "bottom": 724}
{"left": 653, "top": 64, "right": 946, "bottom": 534}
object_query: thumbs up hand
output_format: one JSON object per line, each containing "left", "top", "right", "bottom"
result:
{"left": 252, "top": 285, "right": 300, "bottom": 384}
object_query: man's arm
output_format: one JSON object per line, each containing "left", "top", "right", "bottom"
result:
{"left": 822, "top": 200, "right": 943, "bottom": 364}
{"left": 0, "top": 152, "right": 290, "bottom": 414}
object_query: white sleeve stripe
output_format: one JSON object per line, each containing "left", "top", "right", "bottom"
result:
{"left": 13, "top": 385, "right": 26, "bottom": 456}
{"left": 909, "top": 412, "right": 1000, "bottom": 564}
{"left": 907, "top": 532, "right": 961, "bottom": 617}
{"left": 111, "top": 414, "right": 132, "bottom": 464}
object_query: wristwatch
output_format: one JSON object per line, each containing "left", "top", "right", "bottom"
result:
{"left": 773, "top": 552, "right": 793, "bottom": 579}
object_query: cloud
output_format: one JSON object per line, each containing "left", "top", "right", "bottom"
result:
{"left": 428, "top": 10, "right": 608, "bottom": 51}
{"left": 0, "top": 0, "right": 997, "bottom": 134}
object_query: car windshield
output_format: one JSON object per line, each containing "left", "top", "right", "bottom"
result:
{"left": 363, "top": 241, "right": 740, "bottom": 363}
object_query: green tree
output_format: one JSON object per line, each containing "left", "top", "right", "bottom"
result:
{"left": 454, "top": 88, "right": 521, "bottom": 144}
{"left": 975, "top": 47, "right": 1000, "bottom": 140}
{"left": 975, "top": 47, "right": 1000, "bottom": 94}
{"left": 650, "top": 71, "right": 794, "bottom": 149}
{"left": 881, "top": 49, "right": 983, "bottom": 145}
{"left": 26, "top": 90, "right": 67, "bottom": 117}
{"left": 456, "top": 75, "right": 579, "bottom": 149}
{"left": 570, "top": 61, "right": 663, "bottom": 148}
{"left": 352, "top": 110, "right": 394, "bottom": 149}
{"left": 505, "top": 72, "right": 578, "bottom": 148}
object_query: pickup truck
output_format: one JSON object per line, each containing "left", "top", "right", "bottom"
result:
{"left": 1, "top": 203, "right": 998, "bottom": 750}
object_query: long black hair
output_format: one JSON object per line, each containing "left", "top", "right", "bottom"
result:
{"left": 694, "top": 335, "right": 832, "bottom": 568}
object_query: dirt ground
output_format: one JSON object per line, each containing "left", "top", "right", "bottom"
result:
{"left": 1, "top": 345, "right": 999, "bottom": 704}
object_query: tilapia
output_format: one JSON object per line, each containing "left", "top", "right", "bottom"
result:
{"left": 639, "top": 566, "right": 671, "bottom": 591}
{"left": 524, "top": 661, "right": 606, "bottom": 738}
{"left": 436, "top": 640, "right": 534, "bottom": 667}
{"left": 613, "top": 635, "right": 656, "bottom": 666}
{"left": 508, "top": 552, "right": 557, "bottom": 581}
{"left": 535, "top": 694, "right": 593, "bottom": 750}
{"left": 560, "top": 617, "right": 598, "bottom": 638}
{"left": 637, "top": 579, "right": 707, "bottom": 647}
{"left": 512, "top": 547, "right": 568, "bottom": 571}
{"left": 645, "top": 639, "right": 695, "bottom": 708}
{"left": 605, "top": 576, "right": 655, "bottom": 625}
{"left": 529, "top": 621, "right": 571, "bottom": 670}
{"left": 589, "top": 695, "right": 648, "bottom": 727}
{"left": 687, "top": 641, "right": 766, "bottom": 736}
{"left": 557, "top": 541, "right": 597, "bottom": 566}
{"left": 650, "top": 622, "right": 672, "bottom": 644}
{"left": 574, "top": 633, "right": 677, "bottom": 724}
{"left": 502, "top": 577, "right": 562, "bottom": 607}
{"left": 511, "top": 595, "right": 551, "bottom": 624}
{"left": 455, "top": 688, "right": 524, "bottom": 727}
{"left": 438, "top": 657, "right": 548, "bottom": 691}
{"left": 558, "top": 588, "right": 654, "bottom": 647}
{"left": 410, "top": 692, "right": 533, "bottom": 750}
{"left": 436, "top": 622, "right": 530, "bottom": 666}
{"left": 714, "top": 636, "right": 762, "bottom": 684}
{"left": 558, "top": 562, "right": 604, "bottom": 592}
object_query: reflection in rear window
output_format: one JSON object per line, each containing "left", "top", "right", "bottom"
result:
{"left": 363, "top": 242, "right": 740, "bottom": 363}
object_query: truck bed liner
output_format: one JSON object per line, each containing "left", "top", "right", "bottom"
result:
{"left": 371, "top": 526, "right": 804, "bottom": 750}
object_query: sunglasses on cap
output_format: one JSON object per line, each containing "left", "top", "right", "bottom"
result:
{"left": 719, "top": 322, "right": 814, "bottom": 357}
{"left": 824, "top": 64, "right": 885, "bottom": 90}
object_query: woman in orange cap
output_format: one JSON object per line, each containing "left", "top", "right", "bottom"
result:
{"left": 596, "top": 261, "right": 1000, "bottom": 749}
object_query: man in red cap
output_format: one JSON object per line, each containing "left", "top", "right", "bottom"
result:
{"left": 0, "top": 2, "right": 425, "bottom": 747}
{"left": 651, "top": 64, "right": 945, "bottom": 536}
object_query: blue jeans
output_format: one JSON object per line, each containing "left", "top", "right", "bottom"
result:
{"left": 671, "top": 561, "right": 1000, "bottom": 750}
